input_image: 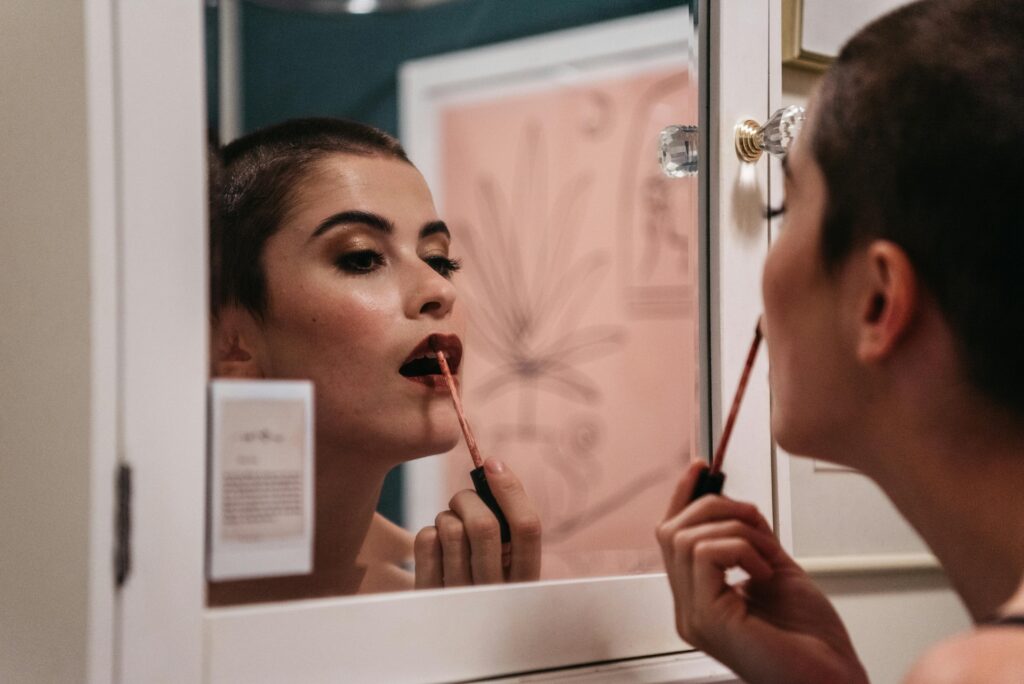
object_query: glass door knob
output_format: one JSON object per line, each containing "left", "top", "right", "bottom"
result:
{"left": 659, "top": 124, "right": 699, "bottom": 178}
{"left": 734, "top": 105, "right": 806, "bottom": 163}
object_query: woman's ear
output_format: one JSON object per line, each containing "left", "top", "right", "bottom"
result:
{"left": 212, "top": 306, "right": 267, "bottom": 378}
{"left": 856, "top": 240, "right": 919, "bottom": 363}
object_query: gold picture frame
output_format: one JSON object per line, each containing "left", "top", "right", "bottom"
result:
{"left": 782, "top": 0, "right": 832, "bottom": 72}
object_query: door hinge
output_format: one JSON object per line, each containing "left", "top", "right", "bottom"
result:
{"left": 115, "top": 462, "right": 132, "bottom": 587}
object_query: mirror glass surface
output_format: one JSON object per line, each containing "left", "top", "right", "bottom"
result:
{"left": 205, "top": 0, "right": 701, "bottom": 603}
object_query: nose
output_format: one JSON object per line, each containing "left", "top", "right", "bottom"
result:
{"left": 406, "top": 259, "right": 456, "bottom": 320}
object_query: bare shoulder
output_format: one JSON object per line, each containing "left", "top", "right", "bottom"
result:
{"left": 360, "top": 512, "right": 414, "bottom": 565}
{"left": 904, "top": 628, "right": 1024, "bottom": 684}
{"left": 356, "top": 514, "right": 415, "bottom": 593}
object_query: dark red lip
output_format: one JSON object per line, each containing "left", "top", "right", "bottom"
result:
{"left": 401, "top": 334, "right": 462, "bottom": 375}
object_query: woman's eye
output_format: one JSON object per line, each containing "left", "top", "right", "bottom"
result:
{"left": 424, "top": 255, "right": 462, "bottom": 279}
{"left": 335, "top": 250, "right": 385, "bottom": 274}
{"left": 764, "top": 203, "right": 787, "bottom": 220}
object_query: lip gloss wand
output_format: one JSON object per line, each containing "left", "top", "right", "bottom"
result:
{"left": 691, "top": 318, "right": 764, "bottom": 501}
{"left": 431, "top": 340, "right": 512, "bottom": 561}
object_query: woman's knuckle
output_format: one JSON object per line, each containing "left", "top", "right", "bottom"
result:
{"left": 739, "top": 502, "right": 759, "bottom": 519}
{"left": 513, "top": 514, "right": 542, "bottom": 539}
{"left": 672, "top": 528, "right": 695, "bottom": 552}
{"left": 436, "top": 515, "right": 463, "bottom": 542}
{"left": 466, "top": 517, "right": 499, "bottom": 539}
{"left": 414, "top": 527, "right": 438, "bottom": 550}
{"left": 448, "top": 489, "right": 472, "bottom": 510}
{"left": 441, "top": 527, "right": 464, "bottom": 547}
{"left": 692, "top": 538, "right": 715, "bottom": 560}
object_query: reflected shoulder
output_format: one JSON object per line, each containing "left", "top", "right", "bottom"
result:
{"left": 360, "top": 512, "right": 415, "bottom": 565}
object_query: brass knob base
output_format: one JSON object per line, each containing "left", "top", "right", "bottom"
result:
{"left": 735, "top": 119, "right": 764, "bottom": 163}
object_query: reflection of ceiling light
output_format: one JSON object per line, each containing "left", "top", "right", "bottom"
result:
{"left": 345, "top": 0, "right": 379, "bottom": 13}
{"left": 211, "top": 0, "right": 461, "bottom": 13}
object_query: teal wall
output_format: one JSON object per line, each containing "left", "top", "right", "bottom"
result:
{"left": 206, "top": 0, "right": 693, "bottom": 524}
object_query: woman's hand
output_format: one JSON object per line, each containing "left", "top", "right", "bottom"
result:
{"left": 657, "top": 461, "right": 869, "bottom": 684}
{"left": 414, "top": 458, "right": 541, "bottom": 587}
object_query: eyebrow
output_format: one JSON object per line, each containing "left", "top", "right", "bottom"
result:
{"left": 309, "top": 211, "right": 451, "bottom": 242}
{"left": 311, "top": 210, "right": 393, "bottom": 239}
{"left": 420, "top": 220, "right": 450, "bottom": 240}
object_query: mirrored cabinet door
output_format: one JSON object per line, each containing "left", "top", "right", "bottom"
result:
{"left": 46, "top": 1, "right": 776, "bottom": 682}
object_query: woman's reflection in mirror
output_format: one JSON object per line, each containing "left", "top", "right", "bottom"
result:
{"left": 208, "top": 119, "right": 541, "bottom": 605}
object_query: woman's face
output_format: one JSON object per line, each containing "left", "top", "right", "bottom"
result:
{"left": 256, "top": 153, "right": 464, "bottom": 461}
{"left": 761, "top": 108, "right": 868, "bottom": 459}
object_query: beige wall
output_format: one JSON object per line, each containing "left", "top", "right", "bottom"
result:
{"left": 780, "top": 65, "right": 972, "bottom": 684}
{"left": 0, "top": 2, "right": 94, "bottom": 682}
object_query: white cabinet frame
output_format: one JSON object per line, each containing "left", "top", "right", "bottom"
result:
{"left": 112, "top": 0, "right": 210, "bottom": 682}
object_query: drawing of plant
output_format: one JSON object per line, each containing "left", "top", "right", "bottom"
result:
{"left": 458, "top": 121, "right": 626, "bottom": 430}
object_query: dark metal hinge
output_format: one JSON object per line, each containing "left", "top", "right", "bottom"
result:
{"left": 115, "top": 463, "right": 132, "bottom": 587}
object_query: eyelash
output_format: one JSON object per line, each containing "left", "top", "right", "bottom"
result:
{"left": 334, "top": 250, "right": 461, "bottom": 279}
{"left": 764, "top": 203, "right": 787, "bottom": 220}
{"left": 335, "top": 250, "right": 386, "bottom": 274}
{"left": 424, "top": 255, "right": 461, "bottom": 279}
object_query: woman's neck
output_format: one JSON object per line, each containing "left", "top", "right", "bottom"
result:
{"left": 867, "top": 405, "right": 1024, "bottom": 622}
{"left": 309, "top": 444, "right": 393, "bottom": 594}
{"left": 207, "top": 441, "right": 396, "bottom": 605}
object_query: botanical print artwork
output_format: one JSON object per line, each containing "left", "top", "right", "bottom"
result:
{"left": 440, "top": 66, "right": 699, "bottom": 578}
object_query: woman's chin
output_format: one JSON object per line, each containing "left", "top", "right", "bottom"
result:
{"left": 398, "top": 421, "right": 461, "bottom": 460}
{"left": 424, "top": 429, "right": 461, "bottom": 457}
{"left": 770, "top": 413, "right": 808, "bottom": 457}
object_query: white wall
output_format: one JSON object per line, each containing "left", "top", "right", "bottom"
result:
{"left": 0, "top": 2, "right": 94, "bottom": 682}
{"left": 780, "top": 66, "right": 972, "bottom": 684}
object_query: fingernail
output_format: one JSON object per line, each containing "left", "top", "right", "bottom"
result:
{"left": 485, "top": 458, "right": 506, "bottom": 475}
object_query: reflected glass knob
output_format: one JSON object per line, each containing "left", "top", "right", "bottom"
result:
{"left": 735, "top": 105, "right": 806, "bottom": 163}
{"left": 659, "top": 125, "right": 699, "bottom": 178}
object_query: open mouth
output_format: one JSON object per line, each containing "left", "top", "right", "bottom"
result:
{"left": 399, "top": 334, "right": 462, "bottom": 380}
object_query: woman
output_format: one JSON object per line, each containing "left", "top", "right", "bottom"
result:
{"left": 208, "top": 119, "right": 541, "bottom": 604}
{"left": 658, "top": 0, "right": 1024, "bottom": 681}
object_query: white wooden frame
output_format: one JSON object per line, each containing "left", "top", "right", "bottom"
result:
{"left": 114, "top": 1, "right": 209, "bottom": 681}
{"left": 84, "top": 1, "right": 120, "bottom": 680}
{"left": 709, "top": 1, "right": 776, "bottom": 521}
{"left": 104, "top": 2, "right": 776, "bottom": 681}
{"left": 1, "top": 2, "right": 206, "bottom": 681}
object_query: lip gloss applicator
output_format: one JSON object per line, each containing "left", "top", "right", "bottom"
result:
{"left": 430, "top": 337, "right": 512, "bottom": 547}
{"left": 691, "top": 317, "right": 764, "bottom": 501}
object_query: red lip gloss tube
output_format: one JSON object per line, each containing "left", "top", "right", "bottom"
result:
{"left": 433, "top": 345, "right": 511, "bottom": 544}
{"left": 691, "top": 318, "right": 764, "bottom": 502}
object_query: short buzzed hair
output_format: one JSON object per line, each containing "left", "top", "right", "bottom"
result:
{"left": 211, "top": 118, "right": 411, "bottom": 318}
{"left": 812, "top": 0, "right": 1024, "bottom": 414}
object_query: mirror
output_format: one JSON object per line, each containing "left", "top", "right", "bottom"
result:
{"left": 205, "top": 0, "right": 701, "bottom": 604}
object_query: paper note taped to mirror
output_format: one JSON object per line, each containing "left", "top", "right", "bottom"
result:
{"left": 208, "top": 380, "right": 314, "bottom": 580}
